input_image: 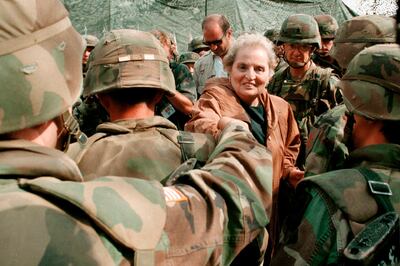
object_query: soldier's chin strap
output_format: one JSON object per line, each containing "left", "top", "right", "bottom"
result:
{"left": 283, "top": 45, "right": 316, "bottom": 69}
{"left": 57, "top": 111, "right": 88, "bottom": 152}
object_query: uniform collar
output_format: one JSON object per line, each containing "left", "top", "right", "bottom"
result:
{"left": 0, "top": 139, "right": 83, "bottom": 181}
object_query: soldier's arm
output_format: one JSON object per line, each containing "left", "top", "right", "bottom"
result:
{"left": 166, "top": 91, "right": 194, "bottom": 115}
{"left": 271, "top": 187, "right": 337, "bottom": 265}
{"left": 174, "top": 63, "right": 197, "bottom": 102}
{"left": 163, "top": 119, "right": 273, "bottom": 264}
{"left": 305, "top": 104, "right": 350, "bottom": 177}
{"left": 18, "top": 119, "right": 272, "bottom": 265}
{"left": 328, "top": 74, "right": 342, "bottom": 106}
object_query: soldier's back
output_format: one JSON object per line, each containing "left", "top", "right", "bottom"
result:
{"left": 68, "top": 117, "right": 216, "bottom": 181}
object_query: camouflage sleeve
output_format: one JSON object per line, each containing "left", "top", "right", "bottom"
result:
{"left": 162, "top": 121, "right": 273, "bottom": 265}
{"left": 173, "top": 63, "right": 197, "bottom": 102}
{"left": 305, "top": 104, "right": 350, "bottom": 177}
{"left": 13, "top": 120, "right": 272, "bottom": 265}
{"left": 328, "top": 74, "right": 342, "bottom": 107}
{"left": 271, "top": 187, "right": 338, "bottom": 265}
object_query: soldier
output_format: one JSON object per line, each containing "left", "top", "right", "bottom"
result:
{"left": 331, "top": 15, "right": 396, "bottom": 71}
{"left": 194, "top": 14, "right": 234, "bottom": 95}
{"left": 151, "top": 29, "right": 197, "bottom": 130}
{"left": 264, "top": 28, "right": 288, "bottom": 72}
{"left": 312, "top": 14, "right": 342, "bottom": 77}
{"left": 69, "top": 29, "right": 208, "bottom": 180}
{"left": 272, "top": 44, "right": 400, "bottom": 265}
{"left": 188, "top": 36, "right": 210, "bottom": 57}
{"left": 305, "top": 15, "right": 397, "bottom": 176}
{"left": 0, "top": 1, "right": 274, "bottom": 265}
{"left": 268, "top": 13, "right": 340, "bottom": 169}
{"left": 178, "top": 51, "right": 200, "bottom": 75}
{"left": 82, "top": 34, "right": 99, "bottom": 76}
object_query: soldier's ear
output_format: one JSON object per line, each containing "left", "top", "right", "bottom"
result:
{"left": 96, "top": 94, "right": 112, "bottom": 111}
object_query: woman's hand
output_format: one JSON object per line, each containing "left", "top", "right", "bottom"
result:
{"left": 288, "top": 168, "right": 305, "bottom": 188}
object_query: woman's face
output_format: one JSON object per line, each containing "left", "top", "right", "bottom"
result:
{"left": 230, "top": 46, "right": 270, "bottom": 106}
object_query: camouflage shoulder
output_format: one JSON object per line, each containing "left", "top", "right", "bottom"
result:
{"left": 299, "top": 168, "right": 377, "bottom": 222}
{"left": 19, "top": 176, "right": 166, "bottom": 251}
{"left": 267, "top": 65, "right": 289, "bottom": 94}
{"left": 305, "top": 104, "right": 350, "bottom": 176}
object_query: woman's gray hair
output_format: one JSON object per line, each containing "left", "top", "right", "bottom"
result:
{"left": 223, "top": 32, "right": 277, "bottom": 78}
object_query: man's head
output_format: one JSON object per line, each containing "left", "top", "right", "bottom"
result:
{"left": 339, "top": 44, "right": 400, "bottom": 147}
{"left": 150, "top": 30, "right": 175, "bottom": 61}
{"left": 314, "top": 14, "right": 338, "bottom": 57}
{"left": 201, "top": 14, "right": 233, "bottom": 58}
{"left": 0, "top": 0, "right": 84, "bottom": 148}
{"left": 82, "top": 34, "right": 99, "bottom": 66}
{"left": 330, "top": 15, "right": 396, "bottom": 69}
{"left": 84, "top": 29, "right": 175, "bottom": 105}
{"left": 278, "top": 14, "right": 321, "bottom": 69}
{"left": 188, "top": 36, "right": 210, "bottom": 57}
{"left": 178, "top": 52, "right": 200, "bottom": 75}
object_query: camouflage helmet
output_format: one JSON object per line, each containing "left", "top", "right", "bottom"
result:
{"left": 330, "top": 15, "right": 396, "bottom": 69}
{"left": 264, "top": 29, "right": 280, "bottom": 43}
{"left": 178, "top": 52, "right": 200, "bottom": 65}
{"left": 339, "top": 44, "right": 400, "bottom": 120}
{"left": 84, "top": 34, "right": 99, "bottom": 47}
{"left": 277, "top": 14, "right": 321, "bottom": 49}
{"left": 0, "top": 0, "right": 84, "bottom": 134}
{"left": 314, "top": 14, "right": 338, "bottom": 39}
{"left": 188, "top": 37, "right": 209, "bottom": 52}
{"left": 84, "top": 29, "right": 175, "bottom": 97}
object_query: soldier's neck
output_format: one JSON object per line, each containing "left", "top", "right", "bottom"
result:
{"left": 109, "top": 103, "right": 156, "bottom": 121}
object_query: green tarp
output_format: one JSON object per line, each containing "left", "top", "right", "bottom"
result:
{"left": 62, "top": 0, "right": 357, "bottom": 52}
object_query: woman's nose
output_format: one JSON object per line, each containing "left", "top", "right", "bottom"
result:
{"left": 246, "top": 68, "right": 256, "bottom": 79}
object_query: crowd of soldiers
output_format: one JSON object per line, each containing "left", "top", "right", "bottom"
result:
{"left": 0, "top": 0, "right": 399, "bottom": 265}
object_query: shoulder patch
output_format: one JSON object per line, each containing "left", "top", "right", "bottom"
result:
{"left": 163, "top": 187, "right": 188, "bottom": 202}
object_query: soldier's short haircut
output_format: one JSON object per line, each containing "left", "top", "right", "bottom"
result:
{"left": 201, "top": 14, "right": 231, "bottom": 33}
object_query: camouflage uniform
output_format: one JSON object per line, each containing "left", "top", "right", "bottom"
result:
{"left": 272, "top": 44, "right": 400, "bottom": 265}
{"left": 268, "top": 14, "right": 340, "bottom": 168}
{"left": 72, "top": 96, "right": 109, "bottom": 137}
{"left": 305, "top": 15, "right": 397, "bottom": 177}
{"left": 178, "top": 51, "right": 200, "bottom": 66}
{"left": 304, "top": 104, "right": 350, "bottom": 177}
{"left": 0, "top": 2, "right": 274, "bottom": 265}
{"left": 188, "top": 36, "right": 210, "bottom": 55}
{"left": 312, "top": 14, "right": 342, "bottom": 77}
{"left": 69, "top": 30, "right": 207, "bottom": 179}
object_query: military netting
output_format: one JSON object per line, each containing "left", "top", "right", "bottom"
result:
{"left": 61, "top": 0, "right": 357, "bottom": 52}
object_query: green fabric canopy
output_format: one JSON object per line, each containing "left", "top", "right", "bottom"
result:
{"left": 62, "top": 0, "right": 357, "bottom": 52}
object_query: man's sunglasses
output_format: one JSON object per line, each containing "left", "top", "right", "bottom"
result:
{"left": 203, "top": 32, "right": 226, "bottom": 47}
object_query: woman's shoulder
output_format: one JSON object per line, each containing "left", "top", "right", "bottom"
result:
{"left": 203, "top": 77, "right": 236, "bottom": 97}
{"left": 267, "top": 93, "right": 292, "bottom": 109}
